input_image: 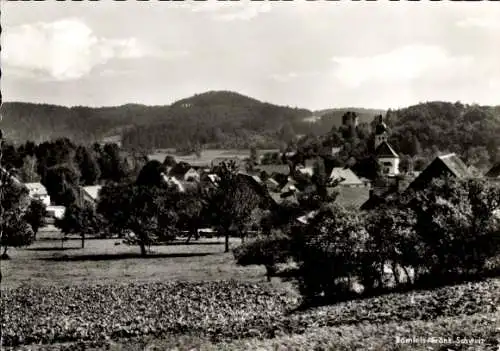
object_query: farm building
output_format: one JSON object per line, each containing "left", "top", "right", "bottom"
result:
{"left": 408, "top": 153, "right": 472, "bottom": 191}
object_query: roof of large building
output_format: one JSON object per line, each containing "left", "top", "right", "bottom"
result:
{"left": 329, "top": 167, "right": 363, "bottom": 186}
{"left": 375, "top": 141, "right": 399, "bottom": 158}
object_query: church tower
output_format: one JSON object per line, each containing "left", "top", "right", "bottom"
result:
{"left": 374, "top": 115, "right": 388, "bottom": 149}
{"left": 374, "top": 115, "right": 400, "bottom": 176}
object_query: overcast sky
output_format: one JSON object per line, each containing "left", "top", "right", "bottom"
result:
{"left": 2, "top": 1, "right": 499, "bottom": 110}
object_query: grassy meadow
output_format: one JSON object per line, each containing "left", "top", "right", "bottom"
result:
{"left": 1, "top": 230, "right": 499, "bottom": 350}
{"left": 147, "top": 149, "right": 280, "bottom": 167}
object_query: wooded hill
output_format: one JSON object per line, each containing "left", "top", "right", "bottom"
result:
{"left": 2, "top": 93, "right": 499, "bottom": 162}
{"left": 1, "top": 91, "right": 384, "bottom": 150}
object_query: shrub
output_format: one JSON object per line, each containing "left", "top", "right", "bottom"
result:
{"left": 233, "top": 231, "right": 292, "bottom": 281}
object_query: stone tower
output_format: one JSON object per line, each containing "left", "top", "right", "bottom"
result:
{"left": 342, "top": 112, "right": 359, "bottom": 128}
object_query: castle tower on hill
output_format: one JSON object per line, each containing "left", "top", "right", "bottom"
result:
{"left": 342, "top": 112, "right": 359, "bottom": 128}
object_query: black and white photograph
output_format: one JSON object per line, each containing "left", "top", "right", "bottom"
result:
{"left": 1, "top": 0, "right": 499, "bottom": 349}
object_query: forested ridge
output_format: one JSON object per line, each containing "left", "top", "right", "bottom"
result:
{"left": 2, "top": 93, "right": 499, "bottom": 165}
{"left": 386, "top": 102, "right": 500, "bottom": 169}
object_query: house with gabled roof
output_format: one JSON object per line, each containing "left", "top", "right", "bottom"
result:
{"left": 168, "top": 162, "right": 193, "bottom": 180}
{"left": 24, "top": 182, "right": 51, "bottom": 206}
{"left": 329, "top": 167, "right": 364, "bottom": 187}
{"left": 408, "top": 153, "right": 472, "bottom": 191}
{"left": 361, "top": 154, "right": 471, "bottom": 211}
{"left": 183, "top": 168, "right": 201, "bottom": 182}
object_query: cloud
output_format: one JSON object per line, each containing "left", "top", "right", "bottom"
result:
{"left": 191, "top": 2, "right": 271, "bottom": 21}
{"left": 2, "top": 18, "right": 184, "bottom": 81}
{"left": 331, "top": 44, "right": 473, "bottom": 88}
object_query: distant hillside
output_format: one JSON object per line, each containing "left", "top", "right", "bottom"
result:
{"left": 386, "top": 101, "right": 500, "bottom": 169}
{"left": 0, "top": 102, "right": 165, "bottom": 144}
{"left": 121, "top": 91, "right": 316, "bottom": 150}
{"left": 0, "top": 92, "right": 390, "bottom": 150}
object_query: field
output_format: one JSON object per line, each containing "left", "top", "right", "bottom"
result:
{"left": 1, "top": 232, "right": 499, "bottom": 350}
{"left": 1, "top": 235, "right": 265, "bottom": 289}
{"left": 147, "top": 149, "right": 280, "bottom": 167}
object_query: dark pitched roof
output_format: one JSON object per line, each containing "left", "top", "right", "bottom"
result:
{"left": 375, "top": 141, "right": 399, "bottom": 158}
{"left": 485, "top": 163, "right": 500, "bottom": 178}
{"left": 437, "top": 154, "right": 471, "bottom": 178}
{"left": 408, "top": 153, "right": 472, "bottom": 190}
{"left": 256, "top": 164, "right": 290, "bottom": 176}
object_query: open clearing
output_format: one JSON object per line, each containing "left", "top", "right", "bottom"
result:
{"left": 1, "top": 233, "right": 499, "bottom": 350}
{"left": 2, "top": 235, "right": 266, "bottom": 289}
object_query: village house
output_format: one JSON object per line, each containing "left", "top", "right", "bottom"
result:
{"left": 81, "top": 185, "right": 102, "bottom": 205}
{"left": 407, "top": 153, "right": 472, "bottom": 191}
{"left": 361, "top": 153, "right": 472, "bottom": 210}
{"left": 45, "top": 206, "right": 66, "bottom": 223}
{"left": 168, "top": 162, "right": 197, "bottom": 182}
{"left": 24, "top": 182, "right": 51, "bottom": 206}
{"left": 329, "top": 167, "right": 364, "bottom": 187}
{"left": 183, "top": 167, "right": 201, "bottom": 182}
